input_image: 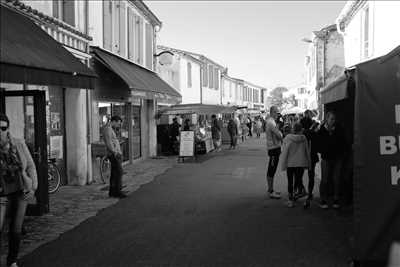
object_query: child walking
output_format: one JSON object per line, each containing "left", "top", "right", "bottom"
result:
{"left": 279, "top": 122, "right": 311, "bottom": 207}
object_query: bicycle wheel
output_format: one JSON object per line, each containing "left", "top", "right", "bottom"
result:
{"left": 48, "top": 163, "right": 61, "bottom": 194}
{"left": 100, "top": 156, "right": 111, "bottom": 184}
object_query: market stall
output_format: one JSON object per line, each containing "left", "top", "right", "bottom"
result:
{"left": 157, "top": 104, "right": 237, "bottom": 157}
{"left": 320, "top": 45, "right": 400, "bottom": 266}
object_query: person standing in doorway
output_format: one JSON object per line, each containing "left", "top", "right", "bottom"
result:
{"left": 265, "top": 106, "right": 283, "bottom": 199}
{"left": 103, "top": 115, "right": 126, "bottom": 198}
{"left": 0, "top": 113, "right": 37, "bottom": 267}
{"left": 169, "top": 117, "right": 181, "bottom": 155}
{"left": 317, "top": 111, "right": 347, "bottom": 209}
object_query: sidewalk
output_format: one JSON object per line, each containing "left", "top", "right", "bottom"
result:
{"left": 1, "top": 156, "right": 176, "bottom": 262}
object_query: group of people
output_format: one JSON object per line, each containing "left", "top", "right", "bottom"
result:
{"left": 265, "top": 106, "right": 349, "bottom": 209}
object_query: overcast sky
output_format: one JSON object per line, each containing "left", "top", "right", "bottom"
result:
{"left": 146, "top": 1, "right": 346, "bottom": 89}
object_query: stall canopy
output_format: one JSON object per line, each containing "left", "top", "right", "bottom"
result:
{"left": 281, "top": 106, "right": 305, "bottom": 115}
{"left": 0, "top": 6, "right": 96, "bottom": 88}
{"left": 352, "top": 45, "right": 400, "bottom": 264}
{"left": 159, "top": 104, "right": 237, "bottom": 116}
{"left": 91, "top": 47, "right": 181, "bottom": 104}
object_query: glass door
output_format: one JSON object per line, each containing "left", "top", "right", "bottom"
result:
{"left": 0, "top": 90, "right": 49, "bottom": 215}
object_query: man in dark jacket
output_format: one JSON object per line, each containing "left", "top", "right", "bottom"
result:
{"left": 317, "top": 111, "right": 347, "bottom": 209}
{"left": 169, "top": 118, "right": 181, "bottom": 154}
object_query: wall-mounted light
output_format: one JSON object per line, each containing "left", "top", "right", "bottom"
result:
{"left": 154, "top": 51, "right": 174, "bottom": 66}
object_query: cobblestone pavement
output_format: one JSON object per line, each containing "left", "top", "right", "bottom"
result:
{"left": 1, "top": 156, "right": 177, "bottom": 263}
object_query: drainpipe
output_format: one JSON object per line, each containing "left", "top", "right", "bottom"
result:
{"left": 200, "top": 65, "right": 203, "bottom": 104}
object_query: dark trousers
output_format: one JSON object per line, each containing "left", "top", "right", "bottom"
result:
{"left": 247, "top": 124, "right": 252, "bottom": 136}
{"left": 320, "top": 158, "right": 343, "bottom": 202}
{"left": 307, "top": 161, "right": 317, "bottom": 197}
{"left": 266, "top": 147, "right": 281, "bottom": 193}
{"left": 0, "top": 192, "right": 28, "bottom": 265}
{"left": 229, "top": 134, "right": 237, "bottom": 147}
{"left": 109, "top": 154, "right": 123, "bottom": 196}
{"left": 287, "top": 167, "right": 305, "bottom": 200}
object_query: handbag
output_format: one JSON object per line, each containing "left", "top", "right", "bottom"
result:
{"left": 0, "top": 146, "right": 24, "bottom": 196}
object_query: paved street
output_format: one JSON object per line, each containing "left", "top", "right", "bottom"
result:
{"left": 21, "top": 137, "right": 353, "bottom": 267}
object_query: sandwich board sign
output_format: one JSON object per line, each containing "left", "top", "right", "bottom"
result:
{"left": 179, "top": 131, "right": 195, "bottom": 157}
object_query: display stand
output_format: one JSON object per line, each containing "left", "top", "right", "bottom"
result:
{"left": 178, "top": 131, "right": 196, "bottom": 163}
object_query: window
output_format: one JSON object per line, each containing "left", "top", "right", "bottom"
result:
{"left": 202, "top": 64, "right": 208, "bottom": 87}
{"left": 214, "top": 68, "right": 219, "bottom": 90}
{"left": 362, "top": 6, "right": 370, "bottom": 59}
{"left": 208, "top": 65, "right": 214, "bottom": 89}
{"left": 136, "top": 15, "right": 143, "bottom": 64}
{"left": 229, "top": 82, "right": 232, "bottom": 98}
{"left": 103, "top": 0, "right": 112, "bottom": 51}
{"left": 127, "top": 8, "right": 135, "bottom": 60}
{"left": 76, "top": 0, "right": 88, "bottom": 34}
{"left": 145, "top": 23, "right": 153, "bottom": 69}
{"left": 187, "top": 62, "right": 192, "bottom": 88}
{"left": 62, "top": 0, "right": 75, "bottom": 27}
{"left": 128, "top": 9, "right": 143, "bottom": 64}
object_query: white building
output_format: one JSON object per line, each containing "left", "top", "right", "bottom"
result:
{"left": 242, "top": 81, "right": 266, "bottom": 110}
{"left": 303, "top": 24, "right": 345, "bottom": 115}
{"left": 336, "top": 0, "right": 400, "bottom": 67}
{"left": 221, "top": 74, "right": 243, "bottom": 107}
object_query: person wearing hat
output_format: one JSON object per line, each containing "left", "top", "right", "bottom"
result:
{"left": 0, "top": 113, "right": 37, "bottom": 267}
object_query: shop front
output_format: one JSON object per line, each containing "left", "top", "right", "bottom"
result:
{"left": 90, "top": 46, "right": 181, "bottom": 180}
{"left": 0, "top": 6, "right": 96, "bottom": 214}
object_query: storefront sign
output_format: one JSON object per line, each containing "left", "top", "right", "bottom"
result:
{"left": 49, "top": 135, "right": 63, "bottom": 159}
{"left": 179, "top": 131, "right": 194, "bottom": 157}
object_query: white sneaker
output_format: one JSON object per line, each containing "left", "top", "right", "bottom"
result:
{"left": 269, "top": 191, "right": 281, "bottom": 199}
{"left": 287, "top": 200, "right": 294, "bottom": 208}
{"left": 9, "top": 263, "right": 19, "bottom": 267}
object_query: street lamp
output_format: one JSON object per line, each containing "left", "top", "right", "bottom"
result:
{"left": 154, "top": 51, "right": 174, "bottom": 66}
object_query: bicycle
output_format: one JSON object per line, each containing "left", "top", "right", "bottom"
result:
{"left": 99, "top": 155, "right": 111, "bottom": 184}
{"left": 48, "top": 158, "right": 61, "bottom": 194}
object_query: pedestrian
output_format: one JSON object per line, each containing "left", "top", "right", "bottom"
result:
{"left": 265, "top": 106, "right": 283, "bottom": 199}
{"left": 103, "top": 115, "right": 127, "bottom": 198}
{"left": 246, "top": 116, "right": 253, "bottom": 137}
{"left": 182, "top": 118, "right": 191, "bottom": 131}
{"left": 255, "top": 118, "right": 262, "bottom": 138}
{"left": 300, "top": 110, "right": 320, "bottom": 208}
{"left": 168, "top": 117, "right": 181, "bottom": 155}
{"left": 227, "top": 118, "right": 238, "bottom": 149}
{"left": 211, "top": 114, "right": 222, "bottom": 152}
{"left": 279, "top": 122, "right": 311, "bottom": 207}
{"left": 0, "top": 113, "right": 38, "bottom": 267}
{"left": 316, "top": 111, "right": 347, "bottom": 209}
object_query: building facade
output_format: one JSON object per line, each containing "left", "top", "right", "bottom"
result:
{"left": 303, "top": 24, "right": 345, "bottom": 116}
{"left": 87, "top": 0, "right": 180, "bottom": 182}
{"left": 221, "top": 74, "right": 243, "bottom": 107}
{"left": 336, "top": 0, "right": 400, "bottom": 67}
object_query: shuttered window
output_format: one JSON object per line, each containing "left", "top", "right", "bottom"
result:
{"left": 214, "top": 68, "right": 219, "bottom": 90}
{"left": 119, "top": 1, "right": 126, "bottom": 57}
{"left": 187, "top": 62, "right": 192, "bottom": 88}
{"left": 127, "top": 8, "right": 134, "bottom": 60}
{"left": 145, "top": 23, "right": 153, "bottom": 69}
{"left": 208, "top": 65, "right": 214, "bottom": 89}
{"left": 103, "top": 0, "right": 112, "bottom": 51}
{"left": 135, "top": 15, "right": 143, "bottom": 64}
{"left": 202, "top": 64, "right": 208, "bottom": 87}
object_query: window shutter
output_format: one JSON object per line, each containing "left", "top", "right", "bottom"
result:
{"left": 208, "top": 65, "right": 213, "bottom": 88}
{"left": 119, "top": 1, "right": 126, "bottom": 57}
{"left": 187, "top": 62, "right": 192, "bottom": 88}
{"left": 138, "top": 17, "right": 143, "bottom": 64}
{"left": 62, "top": 0, "right": 75, "bottom": 26}
{"left": 145, "top": 23, "right": 153, "bottom": 69}
{"left": 202, "top": 64, "right": 208, "bottom": 87}
{"left": 214, "top": 69, "right": 219, "bottom": 90}
{"left": 103, "top": 0, "right": 112, "bottom": 51}
{"left": 127, "top": 8, "right": 134, "bottom": 60}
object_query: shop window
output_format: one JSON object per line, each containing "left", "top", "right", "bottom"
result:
{"left": 132, "top": 105, "right": 141, "bottom": 159}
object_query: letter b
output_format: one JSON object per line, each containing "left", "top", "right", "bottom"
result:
{"left": 380, "top": 136, "right": 397, "bottom": 155}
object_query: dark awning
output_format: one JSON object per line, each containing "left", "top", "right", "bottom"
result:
{"left": 0, "top": 6, "right": 96, "bottom": 88}
{"left": 91, "top": 47, "right": 181, "bottom": 103}
{"left": 159, "top": 104, "right": 237, "bottom": 116}
{"left": 320, "top": 74, "right": 349, "bottom": 104}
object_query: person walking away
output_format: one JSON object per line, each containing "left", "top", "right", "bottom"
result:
{"left": 316, "top": 111, "right": 347, "bottom": 209}
{"left": 265, "top": 106, "right": 283, "bottom": 199}
{"left": 227, "top": 118, "right": 238, "bottom": 149}
{"left": 168, "top": 117, "right": 181, "bottom": 155}
{"left": 255, "top": 118, "right": 262, "bottom": 138}
{"left": 0, "top": 113, "right": 37, "bottom": 267}
{"left": 246, "top": 116, "right": 253, "bottom": 137}
{"left": 211, "top": 114, "right": 222, "bottom": 152}
{"left": 279, "top": 122, "right": 311, "bottom": 207}
{"left": 103, "top": 115, "right": 126, "bottom": 198}
{"left": 300, "top": 110, "right": 320, "bottom": 208}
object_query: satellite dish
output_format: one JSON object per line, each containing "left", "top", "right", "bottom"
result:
{"left": 157, "top": 51, "right": 174, "bottom": 66}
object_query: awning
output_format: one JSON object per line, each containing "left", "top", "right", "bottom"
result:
{"left": 91, "top": 47, "right": 181, "bottom": 103}
{"left": 159, "top": 104, "right": 237, "bottom": 116}
{"left": 320, "top": 74, "right": 349, "bottom": 104}
{"left": 0, "top": 6, "right": 96, "bottom": 88}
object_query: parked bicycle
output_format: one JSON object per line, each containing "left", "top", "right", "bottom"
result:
{"left": 48, "top": 158, "right": 61, "bottom": 193}
{"left": 99, "top": 155, "right": 111, "bottom": 184}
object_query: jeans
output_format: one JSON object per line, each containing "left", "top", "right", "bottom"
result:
{"left": 320, "top": 158, "right": 343, "bottom": 202}
{"left": 287, "top": 167, "right": 305, "bottom": 200}
{"left": 109, "top": 154, "right": 123, "bottom": 196}
{"left": 0, "top": 192, "right": 28, "bottom": 265}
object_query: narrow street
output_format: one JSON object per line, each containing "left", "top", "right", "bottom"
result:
{"left": 21, "top": 137, "right": 353, "bottom": 267}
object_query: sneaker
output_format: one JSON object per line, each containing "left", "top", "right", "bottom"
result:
{"left": 319, "top": 201, "right": 329, "bottom": 209}
{"left": 269, "top": 191, "right": 281, "bottom": 199}
{"left": 9, "top": 263, "right": 18, "bottom": 267}
{"left": 332, "top": 201, "right": 341, "bottom": 209}
{"left": 287, "top": 200, "right": 294, "bottom": 208}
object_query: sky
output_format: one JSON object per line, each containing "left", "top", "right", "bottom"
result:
{"left": 146, "top": 0, "right": 346, "bottom": 89}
